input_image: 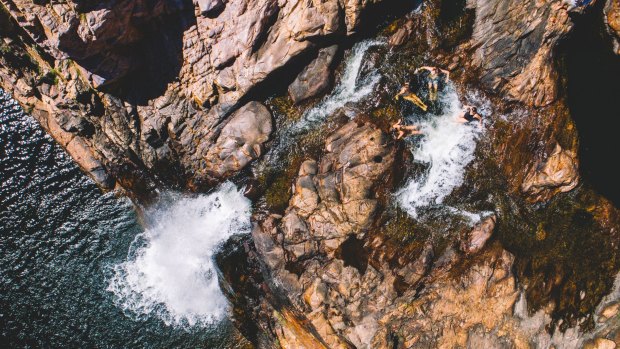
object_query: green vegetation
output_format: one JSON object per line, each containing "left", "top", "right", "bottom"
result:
{"left": 38, "top": 68, "right": 61, "bottom": 85}
{"left": 0, "top": 43, "right": 10, "bottom": 54}
{"left": 497, "top": 188, "right": 619, "bottom": 331}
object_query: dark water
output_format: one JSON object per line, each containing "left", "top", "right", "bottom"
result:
{"left": 0, "top": 90, "right": 240, "bottom": 348}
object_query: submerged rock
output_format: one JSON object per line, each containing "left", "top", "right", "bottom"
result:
{"left": 289, "top": 45, "right": 339, "bottom": 104}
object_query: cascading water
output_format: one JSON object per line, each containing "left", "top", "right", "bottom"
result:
{"left": 396, "top": 85, "right": 488, "bottom": 219}
{"left": 264, "top": 39, "right": 384, "bottom": 165}
{"left": 107, "top": 182, "right": 251, "bottom": 328}
{"left": 294, "top": 39, "right": 384, "bottom": 132}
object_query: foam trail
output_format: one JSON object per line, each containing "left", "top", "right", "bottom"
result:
{"left": 107, "top": 182, "right": 251, "bottom": 327}
{"left": 396, "top": 85, "right": 482, "bottom": 218}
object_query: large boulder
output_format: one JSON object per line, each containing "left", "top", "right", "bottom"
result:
{"left": 204, "top": 101, "right": 272, "bottom": 179}
{"left": 253, "top": 121, "right": 397, "bottom": 348}
{"left": 521, "top": 143, "right": 579, "bottom": 203}
{"left": 466, "top": 0, "right": 575, "bottom": 107}
{"left": 288, "top": 45, "right": 338, "bottom": 104}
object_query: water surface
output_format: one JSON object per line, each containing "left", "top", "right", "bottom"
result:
{"left": 0, "top": 90, "right": 245, "bottom": 348}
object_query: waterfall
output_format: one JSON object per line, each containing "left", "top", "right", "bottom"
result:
{"left": 293, "top": 39, "right": 384, "bottom": 132}
{"left": 264, "top": 39, "right": 384, "bottom": 167}
{"left": 107, "top": 182, "right": 251, "bottom": 327}
{"left": 396, "top": 85, "right": 487, "bottom": 219}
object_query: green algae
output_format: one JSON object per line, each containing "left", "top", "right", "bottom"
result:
{"left": 452, "top": 136, "right": 620, "bottom": 330}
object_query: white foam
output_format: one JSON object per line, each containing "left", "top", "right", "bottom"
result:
{"left": 396, "top": 85, "right": 483, "bottom": 218}
{"left": 107, "top": 182, "right": 251, "bottom": 327}
{"left": 264, "top": 39, "right": 384, "bottom": 168}
{"left": 293, "top": 39, "right": 383, "bottom": 133}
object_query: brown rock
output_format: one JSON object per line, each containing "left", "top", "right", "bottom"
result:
{"left": 0, "top": 0, "right": 389, "bottom": 192}
{"left": 467, "top": 0, "right": 573, "bottom": 106}
{"left": 584, "top": 338, "right": 617, "bottom": 349}
{"left": 461, "top": 215, "right": 496, "bottom": 254}
{"left": 204, "top": 101, "right": 272, "bottom": 178}
{"left": 388, "top": 18, "right": 415, "bottom": 47}
{"left": 252, "top": 121, "right": 397, "bottom": 347}
{"left": 600, "top": 302, "right": 620, "bottom": 322}
{"left": 606, "top": 0, "right": 620, "bottom": 55}
{"left": 288, "top": 45, "right": 338, "bottom": 104}
{"left": 521, "top": 143, "right": 579, "bottom": 202}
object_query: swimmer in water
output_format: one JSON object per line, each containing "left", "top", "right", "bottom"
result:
{"left": 392, "top": 119, "right": 423, "bottom": 139}
{"left": 456, "top": 105, "right": 483, "bottom": 128}
{"left": 415, "top": 66, "right": 450, "bottom": 101}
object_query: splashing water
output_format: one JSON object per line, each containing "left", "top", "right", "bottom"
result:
{"left": 107, "top": 182, "right": 251, "bottom": 327}
{"left": 294, "top": 39, "right": 384, "bottom": 131}
{"left": 396, "top": 85, "right": 483, "bottom": 218}
{"left": 265, "top": 39, "right": 384, "bottom": 166}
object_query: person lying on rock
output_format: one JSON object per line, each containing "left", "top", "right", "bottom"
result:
{"left": 456, "top": 105, "right": 483, "bottom": 128}
{"left": 395, "top": 82, "right": 428, "bottom": 112}
{"left": 415, "top": 66, "right": 450, "bottom": 101}
{"left": 392, "top": 119, "right": 423, "bottom": 139}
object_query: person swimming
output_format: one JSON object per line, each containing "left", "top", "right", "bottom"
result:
{"left": 392, "top": 118, "right": 423, "bottom": 139}
{"left": 395, "top": 82, "right": 428, "bottom": 111}
{"left": 415, "top": 66, "right": 450, "bottom": 101}
{"left": 456, "top": 105, "right": 483, "bottom": 127}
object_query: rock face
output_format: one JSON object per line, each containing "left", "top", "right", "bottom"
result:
{"left": 249, "top": 121, "right": 523, "bottom": 348}
{"left": 371, "top": 246, "right": 519, "bottom": 349}
{"left": 204, "top": 101, "right": 272, "bottom": 180}
{"left": 0, "top": 0, "right": 391, "bottom": 193}
{"left": 465, "top": 0, "right": 576, "bottom": 107}
{"left": 253, "top": 121, "right": 397, "bottom": 348}
{"left": 521, "top": 143, "right": 580, "bottom": 203}
{"left": 606, "top": 0, "right": 620, "bottom": 55}
{"left": 440, "top": 0, "right": 587, "bottom": 197}
{"left": 288, "top": 45, "right": 338, "bottom": 104}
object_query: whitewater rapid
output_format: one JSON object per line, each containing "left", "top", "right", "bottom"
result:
{"left": 107, "top": 182, "right": 251, "bottom": 327}
{"left": 396, "top": 85, "right": 488, "bottom": 219}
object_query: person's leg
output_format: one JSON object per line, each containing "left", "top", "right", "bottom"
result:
{"left": 429, "top": 80, "right": 438, "bottom": 101}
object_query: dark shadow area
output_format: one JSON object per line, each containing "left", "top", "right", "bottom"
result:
{"left": 336, "top": 235, "right": 369, "bottom": 274}
{"left": 215, "top": 234, "right": 263, "bottom": 346}
{"left": 563, "top": 2, "right": 620, "bottom": 206}
{"left": 110, "top": 8, "right": 196, "bottom": 104}
{"left": 436, "top": 0, "right": 475, "bottom": 50}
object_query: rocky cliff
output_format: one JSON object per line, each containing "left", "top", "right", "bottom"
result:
{"left": 3, "top": 0, "right": 620, "bottom": 348}
{"left": 0, "top": 0, "right": 401, "bottom": 195}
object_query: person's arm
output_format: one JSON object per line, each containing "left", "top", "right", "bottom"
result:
{"left": 442, "top": 69, "right": 450, "bottom": 80}
{"left": 475, "top": 113, "right": 483, "bottom": 127}
{"left": 415, "top": 66, "right": 433, "bottom": 73}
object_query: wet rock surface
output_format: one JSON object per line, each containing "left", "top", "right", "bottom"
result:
{"left": 204, "top": 101, "right": 273, "bottom": 180}
{"left": 246, "top": 121, "right": 537, "bottom": 348}
{"left": 465, "top": 0, "right": 575, "bottom": 107}
{"left": 521, "top": 143, "right": 580, "bottom": 203}
{"left": 606, "top": 0, "right": 620, "bottom": 55}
